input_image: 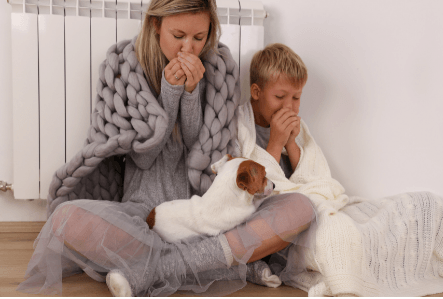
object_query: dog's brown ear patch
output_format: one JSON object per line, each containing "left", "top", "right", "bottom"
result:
{"left": 236, "top": 160, "right": 266, "bottom": 195}
{"left": 147, "top": 208, "right": 156, "bottom": 229}
{"left": 237, "top": 171, "right": 250, "bottom": 191}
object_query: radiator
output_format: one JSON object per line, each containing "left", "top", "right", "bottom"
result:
{"left": 8, "top": 0, "right": 266, "bottom": 200}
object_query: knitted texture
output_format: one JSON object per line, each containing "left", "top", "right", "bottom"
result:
{"left": 237, "top": 101, "right": 443, "bottom": 296}
{"left": 47, "top": 37, "right": 240, "bottom": 218}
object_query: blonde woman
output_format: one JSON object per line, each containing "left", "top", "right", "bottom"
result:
{"left": 18, "top": 0, "right": 314, "bottom": 297}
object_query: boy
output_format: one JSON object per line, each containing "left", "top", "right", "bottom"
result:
{"left": 247, "top": 43, "right": 307, "bottom": 177}
{"left": 227, "top": 42, "right": 316, "bottom": 270}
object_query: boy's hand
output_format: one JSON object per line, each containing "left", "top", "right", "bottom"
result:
{"left": 268, "top": 108, "right": 299, "bottom": 150}
{"left": 285, "top": 116, "right": 301, "bottom": 148}
{"left": 178, "top": 52, "right": 205, "bottom": 93}
{"left": 165, "top": 58, "right": 186, "bottom": 86}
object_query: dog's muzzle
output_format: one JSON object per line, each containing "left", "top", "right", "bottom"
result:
{"left": 254, "top": 179, "right": 275, "bottom": 200}
{"left": 263, "top": 179, "right": 275, "bottom": 196}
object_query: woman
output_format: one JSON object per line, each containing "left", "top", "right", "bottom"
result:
{"left": 17, "top": 0, "right": 314, "bottom": 296}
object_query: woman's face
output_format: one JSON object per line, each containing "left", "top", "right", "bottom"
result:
{"left": 156, "top": 12, "right": 211, "bottom": 61}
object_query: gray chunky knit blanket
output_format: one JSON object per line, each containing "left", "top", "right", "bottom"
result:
{"left": 47, "top": 37, "right": 240, "bottom": 217}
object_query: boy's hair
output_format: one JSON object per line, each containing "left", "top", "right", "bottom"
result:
{"left": 250, "top": 43, "right": 308, "bottom": 89}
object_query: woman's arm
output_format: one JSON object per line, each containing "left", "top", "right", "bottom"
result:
{"left": 129, "top": 70, "right": 184, "bottom": 170}
{"left": 177, "top": 52, "right": 205, "bottom": 150}
{"left": 180, "top": 83, "right": 203, "bottom": 150}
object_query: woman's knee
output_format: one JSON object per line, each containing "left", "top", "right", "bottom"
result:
{"left": 284, "top": 193, "right": 314, "bottom": 223}
{"left": 50, "top": 202, "right": 92, "bottom": 237}
{"left": 265, "top": 193, "right": 315, "bottom": 236}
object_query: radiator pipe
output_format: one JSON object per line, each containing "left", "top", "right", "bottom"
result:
{"left": 0, "top": 181, "right": 13, "bottom": 192}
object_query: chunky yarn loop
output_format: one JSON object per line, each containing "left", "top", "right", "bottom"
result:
{"left": 46, "top": 36, "right": 240, "bottom": 217}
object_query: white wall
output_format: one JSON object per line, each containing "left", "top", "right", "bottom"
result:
{"left": 1, "top": 0, "right": 443, "bottom": 222}
{"left": 0, "top": 3, "right": 47, "bottom": 221}
{"left": 261, "top": 0, "right": 443, "bottom": 199}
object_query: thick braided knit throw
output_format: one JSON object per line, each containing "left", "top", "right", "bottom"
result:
{"left": 46, "top": 37, "right": 240, "bottom": 218}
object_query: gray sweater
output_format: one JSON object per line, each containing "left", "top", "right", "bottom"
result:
{"left": 122, "top": 71, "right": 206, "bottom": 211}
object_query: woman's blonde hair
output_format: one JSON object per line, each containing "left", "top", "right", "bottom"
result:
{"left": 250, "top": 43, "right": 308, "bottom": 90}
{"left": 136, "top": 0, "right": 221, "bottom": 96}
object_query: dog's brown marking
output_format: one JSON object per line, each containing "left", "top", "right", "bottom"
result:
{"left": 226, "top": 154, "right": 234, "bottom": 161}
{"left": 236, "top": 160, "right": 267, "bottom": 195}
{"left": 147, "top": 207, "right": 156, "bottom": 229}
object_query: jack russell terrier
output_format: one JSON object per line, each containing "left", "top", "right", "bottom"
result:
{"left": 147, "top": 154, "right": 275, "bottom": 243}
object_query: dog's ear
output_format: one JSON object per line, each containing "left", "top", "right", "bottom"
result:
{"left": 211, "top": 154, "right": 234, "bottom": 174}
{"left": 236, "top": 160, "right": 266, "bottom": 195}
{"left": 236, "top": 171, "right": 250, "bottom": 191}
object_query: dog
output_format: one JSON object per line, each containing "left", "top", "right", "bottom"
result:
{"left": 146, "top": 154, "right": 275, "bottom": 243}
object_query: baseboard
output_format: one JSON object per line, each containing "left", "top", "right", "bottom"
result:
{"left": 0, "top": 221, "right": 46, "bottom": 233}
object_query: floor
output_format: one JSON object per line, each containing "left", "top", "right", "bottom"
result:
{"left": 1, "top": 222, "right": 308, "bottom": 297}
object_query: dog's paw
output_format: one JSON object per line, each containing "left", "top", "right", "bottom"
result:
{"left": 106, "top": 270, "right": 133, "bottom": 297}
{"left": 261, "top": 267, "right": 282, "bottom": 288}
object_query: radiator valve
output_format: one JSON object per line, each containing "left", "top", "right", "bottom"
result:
{"left": 0, "top": 181, "right": 13, "bottom": 192}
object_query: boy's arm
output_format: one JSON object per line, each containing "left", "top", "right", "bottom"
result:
{"left": 285, "top": 139, "right": 301, "bottom": 172}
{"left": 284, "top": 115, "right": 302, "bottom": 171}
{"left": 266, "top": 142, "right": 283, "bottom": 164}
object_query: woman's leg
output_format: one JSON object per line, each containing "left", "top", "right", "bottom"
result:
{"left": 17, "top": 199, "right": 168, "bottom": 296}
{"left": 51, "top": 201, "right": 152, "bottom": 268}
{"left": 19, "top": 193, "right": 314, "bottom": 296}
{"left": 223, "top": 192, "right": 315, "bottom": 265}
{"left": 43, "top": 200, "right": 233, "bottom": 296}
{"left": 57, "top": 193, "right": 315, "bottom": 290}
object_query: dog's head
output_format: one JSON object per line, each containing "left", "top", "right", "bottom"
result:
{"left": 211, "top": 154, "right": 274, "bottom": 201}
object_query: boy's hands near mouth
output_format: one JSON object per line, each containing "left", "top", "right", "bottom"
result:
{"left": 286, "top": 115, "right": 301, "bottom": 147}
{"left": 266, "top": 108, "right": 299, "bottom": 163}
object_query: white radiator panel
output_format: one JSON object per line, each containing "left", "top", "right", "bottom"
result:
{"left": 117, "top": 19, "right": 142, "bottom": 42}
{"left": 91, "top": 18, "right": 117, "bottom": 105}
{"left": 218, "top": 0, "right": 240, "bottom": 66}
{"left": 220, "top": 25, "right": 240, "bottom": 67}
{"left": 38, "top": 14, "right": 66, "bottom": 199}
{"left": 240, "top": 25, "right": 264, "bottom": 105}
{"left": 11, "top": 13, "right": 40, "bottom": 200}
{"left": 66, "top": 16, "right": 91, "bottom": 162}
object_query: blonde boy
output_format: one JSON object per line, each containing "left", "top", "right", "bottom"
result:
{"left": 249, "top": 43, "right": 308, "bottom": 176}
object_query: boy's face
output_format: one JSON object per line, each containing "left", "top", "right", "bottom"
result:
{"left": 251, "top": 76, "right": 304, "bottom": 127}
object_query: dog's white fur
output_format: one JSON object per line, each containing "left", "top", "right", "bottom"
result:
{"left": 147, "top": 155, "right": 274, "bottom": 243}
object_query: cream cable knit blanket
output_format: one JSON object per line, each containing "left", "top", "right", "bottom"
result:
{"left": 238, "top": 101, "right": 443, "bottom": 296}
{"left": 47, "top": 37, "right": 240, "bottom": 217}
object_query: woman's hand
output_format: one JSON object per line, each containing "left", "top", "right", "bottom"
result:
{"left": 164, "top": 58, "right": 186, "bottom": 86}
{"left": 178, "top": 52, "right": 205, "bottom": 93}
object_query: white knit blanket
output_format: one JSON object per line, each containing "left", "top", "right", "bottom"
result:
{"left": 238, "top": 101, "right": 443, "bottom": 296}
